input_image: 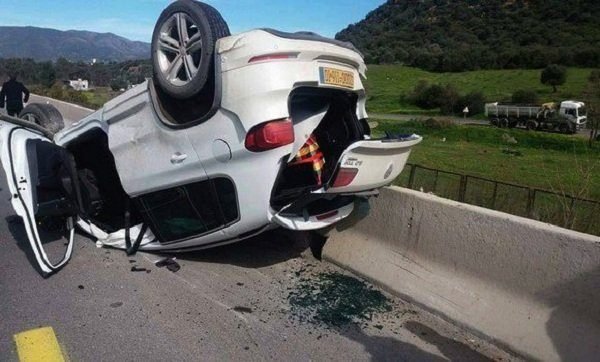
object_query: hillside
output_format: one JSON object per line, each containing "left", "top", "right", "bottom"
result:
{"left": 0, "top": 26, "right": 150, "bottom": 62}
{"left": 336, "top": 0, "right": 600, "bottom": 71}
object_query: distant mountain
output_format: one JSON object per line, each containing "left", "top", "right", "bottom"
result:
{"left": 336, "top": 0, "right": 600, "bottom": 71}
{"left": 0, "top": 26, "right": 150, "bottom": 62}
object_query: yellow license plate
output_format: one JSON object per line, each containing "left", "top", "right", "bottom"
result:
{"left": 320, "top": 67, "right": 354, "bottom": 89}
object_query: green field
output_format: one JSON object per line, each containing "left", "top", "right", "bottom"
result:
{"left": 364, "top": 65, "right": 597, "bottom": 114}
{"left": 374, "top": 120, "right": 600, "bottom": 201}
{"left": 80, "top": 87, "right": 121, "bottom": 109}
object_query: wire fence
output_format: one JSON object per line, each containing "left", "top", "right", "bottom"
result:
{"left": 396, "top": 164, "right": 600, "bottom": 236}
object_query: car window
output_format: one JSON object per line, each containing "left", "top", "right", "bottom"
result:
{"left": 138, "top": 178, "right": 238, "bottom": 243}
{"left": 214, "top": 178, "right": 239, "bottom": 224}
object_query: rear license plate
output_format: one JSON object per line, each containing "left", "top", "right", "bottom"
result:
{"left": 319, "top": 67, "right": 354, "bottom": 89}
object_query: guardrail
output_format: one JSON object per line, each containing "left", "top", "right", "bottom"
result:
{"left": 396, "top": 164, "right": 600, "bottom": 236}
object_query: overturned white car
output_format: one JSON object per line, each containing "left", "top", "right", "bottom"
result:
{"left": 0, "top": 0, "right": 421, "bottom": 275}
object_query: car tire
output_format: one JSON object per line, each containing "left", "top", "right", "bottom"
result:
{"left": 151, "top": 0, "right": 230, "bottom": 100}
{"left": 308, "top": 231, "right": 329, "bottom": 261}
{"left": 526, "top": 120, "right": 538, "bottom": 131}
{"left": 558, "top": 123, "right": 571, "bottom": 134}
{"left": 19, "top": 103, "right": 65, "bottom": 136}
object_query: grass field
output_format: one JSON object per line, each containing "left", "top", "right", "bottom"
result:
{"left": 373, "top": 119, "right": 600, "bottom": 201}
{"left": 80, "top": 87, "right": 121, "bottom": 109}
{"left": 364, "top": 65, "right": 597, "bottom": 114}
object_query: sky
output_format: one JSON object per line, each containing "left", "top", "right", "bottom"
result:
{"left": 0, "top": 0, "right": 384, "bottom": 42}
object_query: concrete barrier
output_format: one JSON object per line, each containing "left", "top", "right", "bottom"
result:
{"left": 323, "top": 187, "right": 600, "bottom": 361}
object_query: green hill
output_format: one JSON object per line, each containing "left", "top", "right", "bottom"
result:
{"left": 337, "top": 0, "right": 600, "bottom": 71}
{"left": 364, "top": 65, "right": 595, "bottom": 114}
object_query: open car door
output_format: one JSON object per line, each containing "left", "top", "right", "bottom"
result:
{"left": 0, "top": 122, "right": 80, "bottom": 276}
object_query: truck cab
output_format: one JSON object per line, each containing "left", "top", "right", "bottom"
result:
{"left": 560, "top": 100, "right": 587, "bottom": 129}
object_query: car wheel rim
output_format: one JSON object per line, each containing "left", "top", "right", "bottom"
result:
{"left": 23, "top": 113, "right": 40, "bottom": 125}
{"left": 156, "top": 12, "right": 202, "bottom": 87}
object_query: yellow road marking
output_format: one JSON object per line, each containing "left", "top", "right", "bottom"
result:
{"left": 14, "top": 327, "right": 65, "bottom": 362}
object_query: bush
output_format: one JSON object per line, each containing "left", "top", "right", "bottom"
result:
{"left": 409, "top": 80, "right": 445, "bottom": 109}
{"left": 409, "top": 81, "right": 473, "bottom": 115}
{"left": 438, "top": 84, "right": 461, "bottom": 115}
{"left": 47, "top": 83, "right": 65, "bottom": 100}
{"left": 110, "top": 77, "right": 129, "bottom": 91}
{"left": 589, "top": 70, "right": 600, "bottom": 83}
{"left": 457, "top": 91, "right": 485, "bottom": 116}
{"left": 511, "top": 89, "right": 539, "bottom": 104}
{"left": 423, "top": 118, "right": 454, "bottom": 129}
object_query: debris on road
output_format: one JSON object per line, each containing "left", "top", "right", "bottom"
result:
{"left": 288, "top": 271, "right": 391, "bottom": 326}
{"left": 233, "top": 306, "right": 253, "bottom": 314}
{"left": 155, "top": 257, "right": 181, "bottom": 273}
{"left": 130, "top": 266, "right": 148, "bottom": 273}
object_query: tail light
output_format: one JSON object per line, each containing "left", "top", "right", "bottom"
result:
{"left": 248, "top": 53, "right": 298, "bottom": 63}
{"left": 245, "top": 119, "right": 294, "bottom": 152}
{"left": 332, "top": 168, "right": 358, "bottom": 188}
{"left": 316, "top": 210, "right": 339, "bottom": 221}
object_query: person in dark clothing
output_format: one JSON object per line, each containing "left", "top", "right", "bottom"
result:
{"left": 0, "top": 74, "right": 30, "bottom": 116}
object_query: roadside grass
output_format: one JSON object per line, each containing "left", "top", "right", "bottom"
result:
{"left": 374, "top": 119, "right": 600, "bottom": 201}
{"left": 80, "top": 87, "right": 121, "bottom": 109}
{"left": 364, "top": 65, "right": 596, "bottom": 114}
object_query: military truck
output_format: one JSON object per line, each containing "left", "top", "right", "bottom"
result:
{"left": 485, "top": 100, "right": 587, "bottom": 134}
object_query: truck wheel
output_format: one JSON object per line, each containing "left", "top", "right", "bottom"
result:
{"left": 490, "top": 118, "right": 499, "bottom": 127}
{"left": 151, "top": 0, "right": 230, "bottom": 100}
{"left": 19, "top": 103, "right": 65, "bottom": 136}
{"left": 526, "top": 120, "right": 538, "bottom": 131}
{"left": 558, "top": 123, "right": 571, "bottom": 134}
{"left": 500, "top": 118, "right": 509, "bottom": 128}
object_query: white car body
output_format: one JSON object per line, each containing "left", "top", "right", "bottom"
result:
{"left": 0, "top": 29, "right": 421, "bottom": 275}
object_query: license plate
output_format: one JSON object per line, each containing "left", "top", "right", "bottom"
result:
{"left": 319, "top": 67, "right": 354, "bottom": 89}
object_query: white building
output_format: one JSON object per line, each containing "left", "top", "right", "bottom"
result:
{"left": 68, "top": 79, "right": 89, "bottom": 91}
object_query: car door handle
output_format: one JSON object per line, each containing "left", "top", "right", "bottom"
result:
{"left": 171, "top": 152, "right": 188, "bottom": 164}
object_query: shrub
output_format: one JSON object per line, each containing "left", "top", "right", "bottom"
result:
{"left": 458, "top": 91, "right": 485, "bottom": 116}
{"left": 438, "top": 84, "right": 461, "bottom": 115}
{"left": 423, "top": 118, "right": 454, "bottom": 129}
{"left": 410, "top": 80, "right": 445, "bottom": 109}
{"left": 512, "top": 89, "right": 539, "bottom": 104}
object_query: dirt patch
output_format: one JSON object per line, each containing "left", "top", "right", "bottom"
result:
{"left": 288, "top": 271, "right": 391, "bottom": 326}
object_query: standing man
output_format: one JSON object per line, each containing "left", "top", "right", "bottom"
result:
{"left": 0, "top": 74, "right": 30, "bottom": 116}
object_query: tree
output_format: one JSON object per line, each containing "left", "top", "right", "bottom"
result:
{"left": 109, "top": 76, "right": 129, "bottom": 91}
{"left": 541, "top": 64, "right": 567, "bottom": 93}
{"left": 36, "top": 61, "right": 56, "bottom": 88}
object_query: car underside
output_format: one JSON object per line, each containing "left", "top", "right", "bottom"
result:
{"left": 0, "top": 0, "right": 421, "bottom": 275}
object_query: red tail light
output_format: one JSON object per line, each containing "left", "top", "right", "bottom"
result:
{"left": 316, "top": 210, "right": 339, "bottom": 221}
{"left": 248, "top": 53, "right": 298, "bottom": 63}
{"left": 332, "top": 168, "right": 359, "bottom": 188}
{"left": 245, "top": 119, "right": 295, "bottom": 152}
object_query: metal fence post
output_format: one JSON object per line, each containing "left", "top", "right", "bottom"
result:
{"left": 526, "top": 188, "right": 536, "bottom": 218}
{"left": 458, "top": 175, "right": 467, "bottom": 202}
{"left": 407, "top": 164, "right": 417, "bottom": 189}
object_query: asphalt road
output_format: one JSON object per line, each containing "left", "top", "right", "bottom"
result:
{"left": 0, "top": 176, "right": 519, "bottom": 361}
{"left": 0, "top": 96, "right": 519, "bottom": 360}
